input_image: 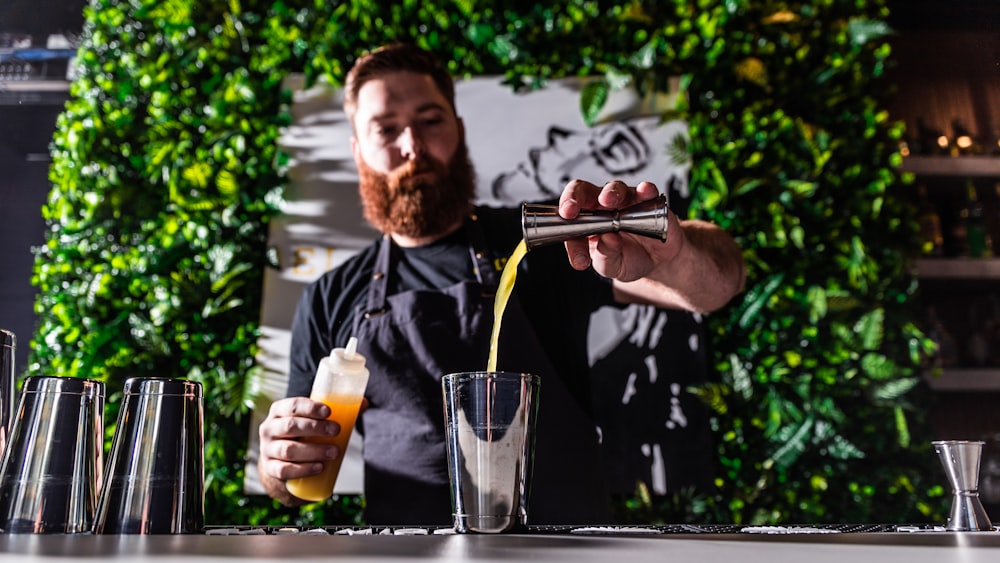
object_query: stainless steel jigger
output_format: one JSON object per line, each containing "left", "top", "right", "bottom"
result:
{"left": 933, "top": 440, "right": 993, "bottom": 531}
{"left": 521, "top": 194, "right": 669, "bottom": 250}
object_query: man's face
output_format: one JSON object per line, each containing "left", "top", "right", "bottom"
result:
{"left": 351, "top": 71, "right": 475, "bottom": 239}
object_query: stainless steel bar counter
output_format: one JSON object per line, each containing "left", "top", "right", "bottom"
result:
{"left": 1, "top": 525, "right": 999, "bottom": 562}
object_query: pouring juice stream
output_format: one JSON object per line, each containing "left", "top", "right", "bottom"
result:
{"left": 487, "top": 239, "right": 528, "bottom": 372}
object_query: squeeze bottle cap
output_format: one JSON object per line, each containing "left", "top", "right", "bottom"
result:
{"left": 312, "top": 337, "right": 369, "bottom": 397}
{"left": 330, "top": 336, "right": 366, "bottom": 370}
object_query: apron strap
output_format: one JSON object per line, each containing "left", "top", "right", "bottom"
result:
{"left": 363, "top": 234, "right": 392, "bottom": 319}
{"left": 363, "top": 214, "right": 498, "bottom": 317}
{"left": 466, "top": 213, "right": 499, "bottom": 295}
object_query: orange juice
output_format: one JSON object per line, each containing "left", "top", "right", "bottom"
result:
{"left": 488, "top": 239, "right": 528, "bottom": 372}
{"left": 285, "top": 392, "right": 365, "bottom": 502}
{"left": 286, "top": 337, "right": 368, "bottom": 501}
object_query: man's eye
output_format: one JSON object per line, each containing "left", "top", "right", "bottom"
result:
{"left": 377, "top": 126, "right": 397, "bottom": 137}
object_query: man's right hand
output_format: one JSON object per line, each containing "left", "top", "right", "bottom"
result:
{"left": 257, "top": 396, "right": 341, "bottom": 506}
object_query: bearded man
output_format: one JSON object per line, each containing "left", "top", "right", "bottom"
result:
{"left": 257, "top": 43, "right": 746, "bottom": 526}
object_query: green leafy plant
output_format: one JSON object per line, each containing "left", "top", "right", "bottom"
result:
{"left": 31, "top": 0, "right": 945, "bottom": 526}
{"left": 31, "top": 0, "right": 355, "bottom": 526}
{"left": 678, "top": 4, "right": 945, "bottom": 524}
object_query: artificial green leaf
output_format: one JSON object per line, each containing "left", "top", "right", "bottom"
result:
{"left": 580, "top": 79, "right": 610, "bottom": 127}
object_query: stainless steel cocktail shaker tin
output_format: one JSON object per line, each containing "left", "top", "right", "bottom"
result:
{"left": 0, "top": 375, "right": 105, "bottom": 533}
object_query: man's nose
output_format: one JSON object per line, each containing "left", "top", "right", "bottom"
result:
{"left": 397, "top": 126, "right": 424, "bottom": 160}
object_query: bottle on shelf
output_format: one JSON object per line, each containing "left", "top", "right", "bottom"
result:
{"left": 949, "top": 194, "right": 970, "bottom": 258}
{"left": 898, "top": 132, "right": 912, "bottom": 158}
{"left": 961, "top": 179, "right": 992, "bottom": 258}
{"left": 988, "top": 293, "right": 1000, "bottom": 367}
{"left": 917, "top": 117, "right": 949, "bottom": 156}
{"left": 965, "top": 304, "right": 991, "bottom": 368}
{"left": 994, "top": 182, "right": 1000, "bottom": 257}
{"left": 925, "top": 305, "right": 958, "bottom": 369}
{"left": 951, "top": 118, "right": 981, "bottom": 156}
{"left": 915, "top": 183, "right": 944, "bottom": 256}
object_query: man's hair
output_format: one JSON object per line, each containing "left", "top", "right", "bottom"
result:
{"left": 343, "top": 43, "right": 456, "bottom": 125}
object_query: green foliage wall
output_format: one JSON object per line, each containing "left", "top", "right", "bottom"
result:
{"left": 31, "top": 0, "right": 316, "bottom": 525}
{"left": 31, "top": 0, "right": 945, "bottom": 526}
{"left": 675, "top": 5, "right": 944, "bottom": 524}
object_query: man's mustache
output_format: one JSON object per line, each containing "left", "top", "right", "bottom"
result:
{"left": 390, "top": 157, "right": 441, "bottom": 183}
{"left": 388, "top": 159, "right": 445, "bottom": 195}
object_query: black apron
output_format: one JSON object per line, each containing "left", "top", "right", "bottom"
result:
{"left": 352, "top": 215, "right": 609, "bottom": 525}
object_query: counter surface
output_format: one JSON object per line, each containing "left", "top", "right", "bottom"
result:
{"left": 1, "top": 525, "right": 999, "bottom": 563}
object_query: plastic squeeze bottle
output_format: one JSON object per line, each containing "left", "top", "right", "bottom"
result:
{"left": 285, "top": 336, "right": 370, "bottom": 502}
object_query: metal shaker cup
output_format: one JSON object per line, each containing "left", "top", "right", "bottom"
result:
{"left": 0, "top": 329, "right": 14, "bottom": 458}
{"left": 521, "top": 194, "right": 670, "bottom": 250}
{"left": 93, "top": 377, "right": 205, "bottom": 534}
{"left": 443, "top": 371, "right": 540, "bottom": 533}
{"left": 0, "top": 375, "right": 105, "bottom": 534}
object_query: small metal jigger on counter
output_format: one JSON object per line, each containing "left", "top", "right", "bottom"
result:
{"left": 933, "top": 440, "right": 994, "bottom": 531}
{"left": 521, "top": 194, "right": 669, "bottom": 250}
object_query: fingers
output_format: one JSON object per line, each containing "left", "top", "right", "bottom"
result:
{"left": 258, "top": 433, "right": 340, "bottom": 475}
{"left": 559, "top": 179, "right": 661, "bottom": 271}
{"left": 634, "top": 180, "right": 660, "bottom": 201}
{"left": 587, "top": 232, "right": 627, "bottom": 278}
{"left": 564, "top": 237, "right": 592, "bottom": 270}
{"left": 259, "top": 452, "right": 326, "bottom": 483}
{"left": 559, "top": 179, "right": 601, "bottom": 218}
{"left": 260, "top": 398, "right": 340, "bottom": 441}
{"left": 559, "top": 179, "right": 660, "bottom": 219}
{"left": 260, "top": 438, "right": 337, "bottom": 477}
{"left": 258, "top": 397, "right": 345, "bottom": 485}
{"left": 258, "top": 430, "right": 338, "bottom": 485}
{"left": 267, "top": 396, "right": 331, "bottom": 420}
{"left": 260, "top": 414, "right": 341, "bottom": 442}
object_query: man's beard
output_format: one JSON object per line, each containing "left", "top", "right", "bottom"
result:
{"left": 357, "top": 142, "right": 477, "bottom": 240}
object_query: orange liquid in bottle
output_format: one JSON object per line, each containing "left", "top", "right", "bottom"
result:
{"left": 285, "top": 392, "right": 365, "bottom": 502}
